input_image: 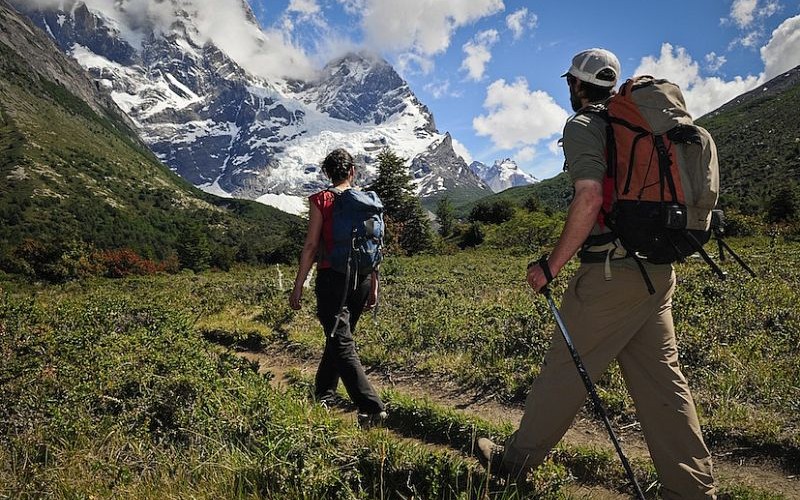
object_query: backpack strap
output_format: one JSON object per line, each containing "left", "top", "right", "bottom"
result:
{"left": 326, "top": 186, "right": 356, "bottom": 337}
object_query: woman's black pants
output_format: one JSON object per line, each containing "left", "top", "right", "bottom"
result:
{"left": 314, "top": 268, "right": 384, "bottom": 414}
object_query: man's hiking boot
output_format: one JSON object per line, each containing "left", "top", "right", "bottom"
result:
{"left": 357, "top": 410, "right": 388, "bottom": 428}
{"left": 476, "top": 437, "right": 506, "bottom": 474}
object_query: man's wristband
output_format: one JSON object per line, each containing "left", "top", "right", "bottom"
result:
{"left": 527, "top": 254, "right": 554, "bottom": 285}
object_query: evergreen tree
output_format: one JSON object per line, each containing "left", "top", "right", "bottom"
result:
{"left": 766, "top": 185, "right": 798, "bottom": 223}
{"left": 522, "top": 194, "right": 543, "bottom": 213}
{"left": 399, "top": 198, "right": 434, "bottom": 255}
{"left": 177, "top": 225, "right": 211, "bottom": 272}
{"left": 468, "top": 199, "right": 515, "bottom": 224}
{"left": 435, "top": 196, "right": 455, "bottom": 236}
{"left": 369, "top": 147, "right": 432, "bottom": 255}
{"left": 369, "top": 148, "right": 415, "bottom": 220}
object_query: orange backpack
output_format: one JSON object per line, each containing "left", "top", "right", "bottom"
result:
{"left": 589, "top": 76, "right": 720, "bottom": 265}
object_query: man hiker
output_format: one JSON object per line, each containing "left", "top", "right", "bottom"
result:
{"left": 477, "top": 48, "right": 717, "bottom": 499}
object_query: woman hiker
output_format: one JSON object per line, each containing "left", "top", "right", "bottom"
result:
{"left": 289, "top": 148, "right": 388, "bottom": 427}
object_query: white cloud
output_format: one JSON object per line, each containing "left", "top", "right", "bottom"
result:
{"left": 358, "top": 0, "right": 504, "bottom": 68}
{"left": 395, "top": 52, "right": 434, "bottom": 75}
{"left": 14, "top": 0, "right": 317, "bottom": 80}
{"left": 760, "top": 0, "right": 781, "bottom": 18}
{"left": 761, "top": 15, "right": 800, "bottom": 79}
{"left": 473, "top": 78, "right": 569, "bottom": 150}
{"left": 722, "top": 0, "right": 782, "bottom": 31}
{"left": 280, "top": 0, "right": 332, "bottom": 59}
{"left": 515, "top": 146, "right": 536, "bottom": 162}
{"left": 336, "top": 0, "right": 365, "bottom": 15}
{"left": 424, "top": 79, "right": 461, "bottom": 98}
{"left": 505, "top": 7, "right": 537, "bottom": 40}
{"left": 547, "top": 138, "right": 562, "bottom": 155}
{"left": 741, "top": 30, "right": 763, "bottom": 47}
{"left": 634, "top": 43, "right": 763, "bottom": 118}
{"left": 461, "top": 29, "right": 498, "bottom": 81}
{"left": 288, "top": 0, "right": 321, "bottom": 16}
{"left": 705, "top": 52, "right": 727, "bottom": 72}
{"left": 451, "top": 137, "right": 473, "bottom": 164}
{"left": 731, "top": 0, "right": 758, "bottom": 28}
{"left": 189, "top": 1, "right": 316, "bottom": 80}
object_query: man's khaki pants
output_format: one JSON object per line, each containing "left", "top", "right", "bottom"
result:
{"left": 503, "top": 262, "right": 716, "bottom": 499}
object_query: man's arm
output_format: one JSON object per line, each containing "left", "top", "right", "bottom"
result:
{"left": 527, "top": 178, "right": 603, "bottom": 291}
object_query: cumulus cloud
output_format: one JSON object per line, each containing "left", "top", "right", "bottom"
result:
{"left": 705, "top": 52, "right": 727, "bottom": 72}
{"left": 461, "top": 29, "right": 498, "bottom": 81}
{"left": 725, "top": 0, "right": 782, "bottom": 48}
{"left": 761, "top": 15, "right": 800, "bottom": 79}
{"left": 288, "top": 0, "right": 321, "bottom": 16}
{"left": 547, "top": 138, "right": 562, "bottom": 155}
{"left": 424, "top": 79, "right": 461, "bottom": 98}
{"left": 472, "top": 78, "right": 569, "bottom": 150}
{"left": 505, "top": 7, "right": 537, "bottom": 40}
{"left": 357, "top": 0, "right": 503, "bottom": 71}
{"left": 336, "top": 0, "right": 365, "bottom": 15}
{"left": 13, "top": 0, "right": 316, "bottom": 80}
{"left": 731, "top": 0, "right": 758, "bottom": 28}
{"left": 451, "top": 137, "right": 473, "bottom": 164}
{"left": 515, "top": 146, "right": 536, "bottom": 162}
{"left": 395, "top": 52, "right": 434, "bottom": 74}
{"left": 634, "top": 43, "right": 763, "bottom": 118}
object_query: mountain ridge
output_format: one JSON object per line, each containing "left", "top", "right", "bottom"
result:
{"left": 0, "top": 0, "right": 299, "bottom": 273}
{"left": 12, "top": 0, "right": 488, "bottom": 214}
{"left": 469, "top": 158, "right": 538, "bottom": 193}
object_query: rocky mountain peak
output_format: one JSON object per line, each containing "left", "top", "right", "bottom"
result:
{"left": 10, "top": 0, "right": 481, "bottom": 214}
{"left": 293, "top": 51, "right": 436, "bottom": 131}
{"left": 470, "top": 158, "right": 538, "bottom": 193}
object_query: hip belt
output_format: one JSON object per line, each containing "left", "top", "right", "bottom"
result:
{"left": 578, "top": 234, "right": 629, "bottom": 281}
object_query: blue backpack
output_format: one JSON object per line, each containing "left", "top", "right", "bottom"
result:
{"left": 327, "top": 187, "right": 384, "bottom": 276}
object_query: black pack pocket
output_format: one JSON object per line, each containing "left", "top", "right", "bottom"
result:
{"left": 606, "top": 201, "right": 710, "bottom": 264}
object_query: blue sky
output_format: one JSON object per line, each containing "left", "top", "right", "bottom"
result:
{"left": 248, "top": 0, "right": 800, "bottom": 180}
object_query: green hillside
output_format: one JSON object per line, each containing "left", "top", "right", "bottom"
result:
{"left": 454, "top": 172, "right": 573, "bottom": 218}
{"left": 0, "top": 3, "right": 300, "bottom": 277}
{"left": 697, "top": 67, "right": 800, "bottom": 211}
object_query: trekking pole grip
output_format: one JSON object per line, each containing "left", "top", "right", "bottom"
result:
{"left": 527, "top": 253, "right": 554, "bottom": 289}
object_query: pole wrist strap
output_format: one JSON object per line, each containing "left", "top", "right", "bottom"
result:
{"left": 528, "top": 254, "right": 554, "bottom": 285}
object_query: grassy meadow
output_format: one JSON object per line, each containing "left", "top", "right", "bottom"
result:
{"left": 0, "top": 235, "right": 798, "bottom": 498}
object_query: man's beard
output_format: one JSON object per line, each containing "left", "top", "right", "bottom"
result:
{"left": 569, "top": 88, "right": 583, "bottom": 112}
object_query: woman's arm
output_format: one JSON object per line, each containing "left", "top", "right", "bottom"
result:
{"left": 364, "top": 271, "right": 379, "bottom": 310}
{"left": 289, "top": 203, "right": 323, "bottom": 310}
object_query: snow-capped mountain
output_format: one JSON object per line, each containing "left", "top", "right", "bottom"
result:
{"left": 469, "top": 159, "right": 538, "bottom": 193}
{"left": 12, "top": 0, "right": 487, "bottom": 214}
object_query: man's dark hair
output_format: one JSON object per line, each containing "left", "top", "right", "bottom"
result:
{"left": 322, "top": 148, "right": 355, "bottom": 183}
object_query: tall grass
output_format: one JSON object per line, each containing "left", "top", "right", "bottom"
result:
{"left": 1, "top": 235, "right": 797, "bottom": 497}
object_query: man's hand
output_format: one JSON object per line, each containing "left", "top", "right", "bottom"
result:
{"left": 527, "top": 179, "right": 603, "bottom": 293}
{"left": 527, "top": 258, "right": 555, "bottom": 293}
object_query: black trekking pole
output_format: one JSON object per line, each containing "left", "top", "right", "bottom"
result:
{"left": 541, "top": 285, "right": 646, "bottom": 500}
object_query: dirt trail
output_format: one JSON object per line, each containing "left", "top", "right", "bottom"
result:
{"left": 237, "top": 349, "right": 799, "bottom": 499}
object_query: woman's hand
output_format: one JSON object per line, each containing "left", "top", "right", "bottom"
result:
{"left": 289, "top": 285, "right": 303, "bottom": 310}
{"left": 364, "top": 272, "right": 379, "bottom": 310}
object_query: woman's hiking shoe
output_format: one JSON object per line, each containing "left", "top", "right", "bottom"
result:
{"left": 476, "top": 437, "right": 506, "bottom": 473}
{"left": 357, "top": 410, "right": 388, "bottom": 428}
{"left": 317, "top": 394, "right": 355, "bottom": 411}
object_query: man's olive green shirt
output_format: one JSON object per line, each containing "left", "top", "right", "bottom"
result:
{"left": 562, "top": 110, "right": 607, "bottom": 183}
